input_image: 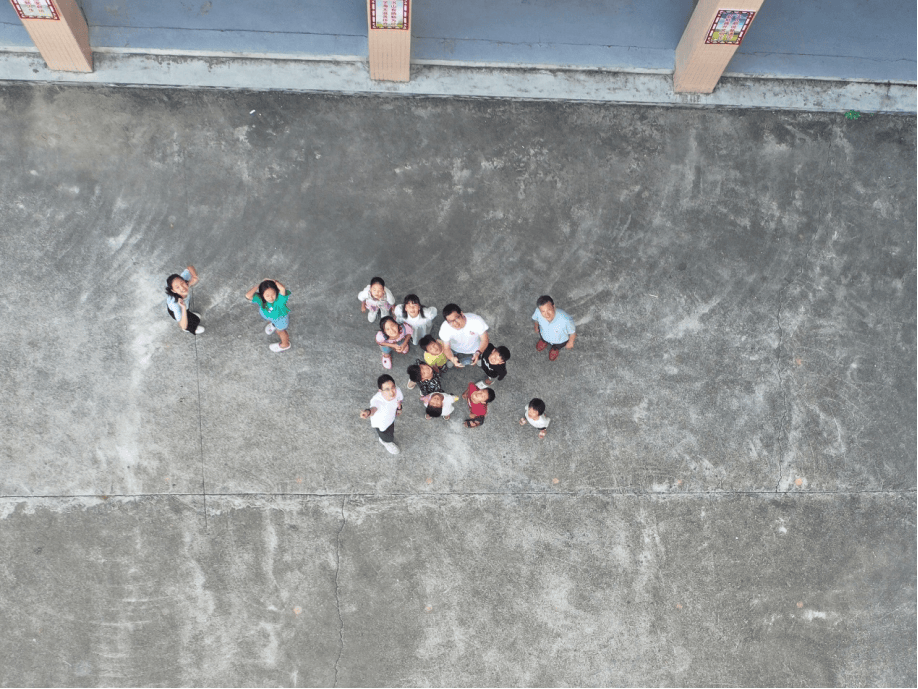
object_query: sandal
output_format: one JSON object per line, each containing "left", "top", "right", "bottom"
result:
{"left": 536, "top": 339, "right": 548, "bottom": 352}
{"left": 548, "top": 347, "right": 560, "bottom": 361}
{"left": 382, "top": 354, "right": 392, "bottom": 369}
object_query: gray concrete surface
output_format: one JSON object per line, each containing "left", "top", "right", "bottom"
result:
{"left": 1, "top": 52, "right": 914, "bottom": 115}
{"left": 0, "top": 83, "right": 915, "bottom": 685}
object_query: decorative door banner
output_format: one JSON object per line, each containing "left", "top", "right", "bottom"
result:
{"left": 10, "top": 0, "right": 59, "bottom": 20}
{"left": 370, "top": 0, "right": 409, "bottom": 30}
{"left": 705, "top": 9, "right": 755, "bottom": 45}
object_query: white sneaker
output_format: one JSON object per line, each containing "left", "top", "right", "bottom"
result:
{"left": 378, "top": 438, "right": 400, "bottom": 454}
{"left": 367, "top": 309, "right": 376, "bottom": 322}
{"left": 265, "top": 323, "right": 276, "bottom": 334}
{"left": 475, "top": 381, "right": 488, "bottom": 389}
{"left": 269, "top": 343, "right": 291, "bottom": 353}
{"left": 193, "top": 326, "right": 205, "bottom": 335}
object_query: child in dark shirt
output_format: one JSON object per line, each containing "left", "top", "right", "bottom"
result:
{"left": 406, "top": 361, "right": 445, "bottom": 399}
{"left": 478, "top": 344, "right": 511, "bottom": 388}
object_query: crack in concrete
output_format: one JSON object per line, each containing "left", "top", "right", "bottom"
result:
{"left": 736, "top": 50, "right": 917, "bottom": 65}
{"left": 0, "top": 489, "right": 913, "bottom": 501}
{"left": 332, "top": 496, "right": 347, "bottom": 687}
{"left": 772, "top": 146, "right": 834, "bottom": 492}
{"left": 193, "top": 331, "right": 207, "bottom": 530}
{"left": 186, "top": 146, "right": 207, "bottom": 530}
{"left": 772, "top": 276, "right": 791, "bottom": 493}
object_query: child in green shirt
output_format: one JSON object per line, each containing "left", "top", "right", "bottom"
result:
{"left": 245, "top": 279, "right": 292, "bottom": 352}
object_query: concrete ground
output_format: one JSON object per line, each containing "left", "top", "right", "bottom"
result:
{"left": 0, "top": 83, "right": 914, "bottom": 686}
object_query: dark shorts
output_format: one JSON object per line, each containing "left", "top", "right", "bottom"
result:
{"left": 167, "top": 305, "right": 201, "bottom": 334}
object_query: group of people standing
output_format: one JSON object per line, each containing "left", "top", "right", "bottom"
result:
{"left": 164, "top": 269, "right": 577, "bottom": 456}
{"left": 355, "top": 277, "right": 576, "bottom": 454}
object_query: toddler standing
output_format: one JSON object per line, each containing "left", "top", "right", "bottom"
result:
{"left": 520, "top": 398, "right": 551, "bottom": 439}
{"left": 358, "top": 277, "right": 395, "bottom": 323}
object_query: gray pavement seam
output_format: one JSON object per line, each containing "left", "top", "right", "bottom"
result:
{"left": 773, "top": 271, "right": 790, "bottom": 493}
{"left": 333, "top": 495, "right": 347, "bottom": 687}
{"left": 191, "top": 287, "right": 207, "bottom": 529}
{"left": 194, "top": 334, "right": 207, "bottom": 529}
{"left": 185, "top": 143, "right": 208, "bottom": 529}
{"left": 772, "top": 166, "right": 829, "bottom": 492}
{"left": 0, "top": 489, "right": 913, "bottom": 500}
{"left": 794, "top": 147, "right": 838, "bottom": 481}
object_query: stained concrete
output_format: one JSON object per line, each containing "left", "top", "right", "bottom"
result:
{"left": 0, "top": 83, "right": 914, "bottom": 685}
{"left": 1, "top": 53, "right": 914, "bottom": 116}
{"left": 1, "top": 493, "right": 913, "bottom": 686}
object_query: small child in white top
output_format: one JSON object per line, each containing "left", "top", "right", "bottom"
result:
{"left": 358, "top": 277, "right": 395, "bottom": 323}
{"left": 424, "top": 392, "right": 458, "bottom": 420}
{"left": 393, "top": 293, "right": 438, "bottom": 345}
{"left": 520, "top": 397, "right": 551, "bottom": 439}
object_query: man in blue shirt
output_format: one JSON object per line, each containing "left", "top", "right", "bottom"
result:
{"left": 532, "top": 295, "right": 576, "bottom": 361}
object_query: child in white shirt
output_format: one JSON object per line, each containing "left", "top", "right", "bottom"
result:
{"left": 520, "top": 397, "right": 551, "bottom": 439}
{"left": 358, "top": 277, "right": 395, "bottom": 323}
{"left": 393, "top": 294, "right": 438, "bottom": 345}
{"left": 424, "top": 392, "right": 458, "bottom": 420}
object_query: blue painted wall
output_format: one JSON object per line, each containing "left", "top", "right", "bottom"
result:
{"left": 0, "top": 0, "right": 914, "bottom": 82}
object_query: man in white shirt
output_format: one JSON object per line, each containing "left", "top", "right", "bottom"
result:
{"left": 359, "top": 374, "right": 404, "bottom": 454}
{"left": 438, "top": 303, "right": 490, "bottom": 367}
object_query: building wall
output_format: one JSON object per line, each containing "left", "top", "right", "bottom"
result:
{"left": 0, "top": 0, "right": 914, "bottom": 82}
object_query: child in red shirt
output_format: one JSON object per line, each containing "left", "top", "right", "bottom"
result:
{"left": 462, "top": 382, "right": 495, "bottom": 428}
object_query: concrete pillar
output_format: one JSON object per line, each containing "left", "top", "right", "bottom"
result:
{"left": 674, "top": 1, "right": 763, "bottom": 93}
{"left": 10, "top": 0, "right": 92, "bottom": 72}
{"left": 367, "top": 0, "right": 412, "bottom": 82}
